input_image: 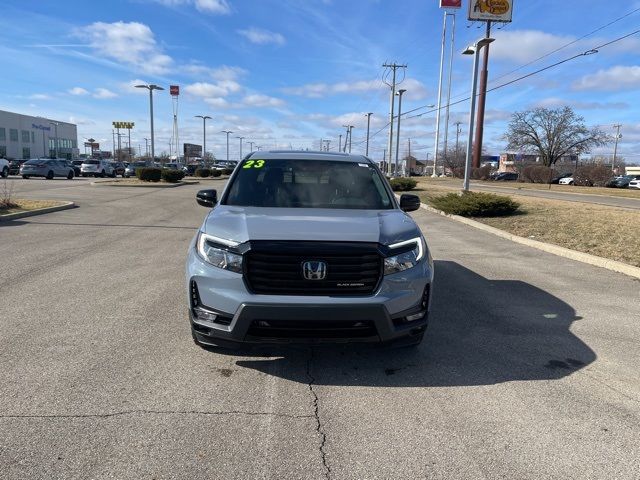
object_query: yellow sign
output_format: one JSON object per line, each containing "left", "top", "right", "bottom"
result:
{"left": 112, "top": 121, "right": 135, "bottom": 129}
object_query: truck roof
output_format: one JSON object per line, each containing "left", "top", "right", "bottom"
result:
{"left": 247, "top": 150, "right": 372, "bottom": 163}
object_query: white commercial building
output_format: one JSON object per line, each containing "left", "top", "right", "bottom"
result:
{"left": 0, "top": 109, "right": 78, "bottom": 160}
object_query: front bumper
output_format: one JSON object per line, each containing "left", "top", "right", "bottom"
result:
{"left": 186, "top": 242, "right": 433, "bottom": 345}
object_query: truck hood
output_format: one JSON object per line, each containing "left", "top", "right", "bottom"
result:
{"left": 202, "top": 206, "right": 421, "bottom": 245}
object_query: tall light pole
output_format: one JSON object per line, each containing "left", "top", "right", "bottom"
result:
{"left": 195, "top": 115, "right": 211, "bottom": 161}
{"left": 394, "top": 89, "right": 407, "bottom": 176}
{"left": 221, "top": 130, "right": 233, "bottom": 162}
{"left": 135, "top": 84, "right": 164, "bottom": 161}
{"left": 49, "top": 122, "right": 59, "bottom": 158}
{"left": 248, "top": 141, "right": 255, "bottom": 153}
{"left": 237, "top": 136, "right": 244, "bottom": 160}
{"left": 143, "top": 138, "right": 150, "bottom": 157}
{"left": 462, "top": 38, "right": 495, "bottom": 192}
{"left": 365, "top": 112, "right": 373, "bottom": 157}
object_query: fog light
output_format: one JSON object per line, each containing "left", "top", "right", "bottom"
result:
{"left": 406, "top": 311, "right": 426, "bottom": 322}
{"left": 193, "top": 306, "right": 218, "bottom": 323}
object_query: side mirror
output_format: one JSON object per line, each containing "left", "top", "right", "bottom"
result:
{"left": 399, "top": 194, "right": 421, "bottom": 212}
{"left": 196, "top": 189, "right": 217, "bottom": 208}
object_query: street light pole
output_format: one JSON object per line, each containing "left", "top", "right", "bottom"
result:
{"left": 612, "top": 124, "right": 622, "bottom": 172}
{"left": 237, "top": 136, "right": 244, "bottom": 160}
{"left": 195, "top": 115, "right": 212, "bottom": 161}
{"left": 365, "top": 112, "right": 373, "bottom": 157}
{"left": 395, "top": 89, "right": 406, "bottom": 176}
{"left": 248, "top": 141, "right": 255, "bottom": 153}
{"left": 135, "top": 84, "right": 164, "bottom": 161}
{"left": 221, "top": 131, "right": 233, "bottom": 162}
{"left": 462, "top": 38, "right": 494, "bottom": 192}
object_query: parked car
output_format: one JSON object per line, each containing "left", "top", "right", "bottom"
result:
{"left": 558, "top": 177, "right": 574, "bottom": 185}
{"left": 183, "top": 164, "right": 199, "bottom": 176}
{"left": 605, "top": 176, "right": 632, "bottom": 188}
{"left": 0, "top": 158, "right": 9, "bottom": 178}
{"left": 81, "top": 159, "right": 114, "bottom": 178}
{"left": 125, "top": 161, "right": 151, "bottom": 177}
{"left": 629, "top": 179, "right": 640, "bottom": 190}
{"left": 7, "top": 159, "right": 27, "bottom": 176}
{"left": 187, "top": 151, "right": 433, "bottom": 348}
{"left": 550, "top": 172, "right": 573, "bottom": 184}
{"left": 111, "top": 162, "right": 127, "bottom": 177}
{"left": 20, "top": 159, "right": 75, "bottom": 179}
{"left": 493, "top": 172, "right": 519, "bottom": 181}
{"left": 164, "top": 163, "right": 180, "bottom": 170}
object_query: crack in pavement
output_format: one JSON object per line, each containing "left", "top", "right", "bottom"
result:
{"left": 306, "top": 348, "right": 331, "bottom": 479}
{"left": 0, "top": 410, "right": 314, "bottom": 420}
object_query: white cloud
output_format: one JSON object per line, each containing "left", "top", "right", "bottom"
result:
{"left": 283, "top": 78, "right": 429, "bottom": 100}
{"left": 237, "top": 27, "right": 285, "bottom": 46}
{"left": 120, "top": 79, "right": 153, "bottom": 95}
{"left": 152, "top": 0, "right": 231, "bottom": 14}
{"left": 29, "top": 94, "right": 50, "bottom": 100}
{"left": 242, "top": 94, "right": 285, "bottom": 108}
{"left": 572, "top": 65, "right": 640, "bottom": 91}
{"left": 205, "top": 97, "right": 232, "bottom": 108}
{"left": 75, "top": 21, "right": 172, "bottom": 75}
{"left": 185, "top": 82, "right": 231, "bottom": 97}
{"left": 68, "top": 87, "right": 89, "bottom": 96}
{"left": 491, "top": 30, "right": 575, "bottom": 64}
{"left": 93, "top": 88, "right": 118, "bottom": 99}
{"left": 535, "top": 97, "right": 629, "bottom": 110}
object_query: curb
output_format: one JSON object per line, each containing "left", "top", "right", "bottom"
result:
{"left": 0, "top": 201, "right": 76, "bottom": 222}
{"left": 91, "top": 180, "right": 199, "bottom": 188}
{"left": 419, "top": 203, "right": 640, "bottom": 280}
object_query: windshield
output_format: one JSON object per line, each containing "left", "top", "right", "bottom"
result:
{"left": 83, "top": 160, "right": 100, "bottom": 165}
{"left": 25, "top": 159, "right": 47, "bottom": 164}
{"left": 132, "top": 162, "right": 147, "bottom": 167}
{"left": 224, "top": 159, "right": 393, "bottom": 209}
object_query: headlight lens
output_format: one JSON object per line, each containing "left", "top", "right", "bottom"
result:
{"left": 197, "top": 233, "right": 243, "bottom": 273}
{"left": 384, "top": 237, "right": 424, "bottom": 276}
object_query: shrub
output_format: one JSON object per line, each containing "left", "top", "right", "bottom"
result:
{"left": 574, "top": 165, "right": 611, "bottom": 187}
{"left": 195, "top": 168, "right": 210, "bottom": 178}
{"left": 472, "top": 166, "right": 492, "bottom": 180}
{"left": 430, "top": 191, "right": 520, "bottom": 217}
{"left": 136, "top": 167, "right": 162, "bottom": 182}
{"left": 161, "top": 169, "right": 185, "bottom": 183}
{"left": 222, "top": 168, "right": 234, "bottom": 176}
{"left": 389, "top": 177, "right": 417, "bottom": 191}
{"left": 522, "top": 165, "right": 553, "bottom": 183}
{"left": 211, "top": 169, "right": 222, "bottom": 178}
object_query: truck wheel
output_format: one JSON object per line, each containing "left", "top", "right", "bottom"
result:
{"left": 1, "top": 167, "right": 7, "bottom": 178}
{"left": 46, "top": 170, "right": 54, "bottom": 180}
{"left": 22, "top": 175, "right": 30, "bottom": 179}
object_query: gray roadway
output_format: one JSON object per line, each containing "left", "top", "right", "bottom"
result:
{"left": 1, "top": 178, "right": 639, "bottom": 479}
{"left": 470, "top": 181, "right": 640, "bottom": 210}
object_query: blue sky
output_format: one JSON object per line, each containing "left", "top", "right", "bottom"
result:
{"left": 1, "top": 0, "right": 639, "bottom": 162}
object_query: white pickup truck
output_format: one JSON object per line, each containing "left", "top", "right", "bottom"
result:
{"left": 0, "top": 158, "right": 9, "bottom": 178}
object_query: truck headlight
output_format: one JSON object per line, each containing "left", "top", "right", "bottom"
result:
{"left": 197, "top": 232, "right": 243, "bottom": 273}
{"left": 384, "top": 237, "right": 424, "bottom": 276}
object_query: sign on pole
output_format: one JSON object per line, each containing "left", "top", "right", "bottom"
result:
{"left": 440, "top": 0, "right": 462, "bottom": 8}
{"left": 170, "top": 85, "right": 180, "bottom": 96}
{"left": 468, "top": 0, "right": 513, "bottom": 22}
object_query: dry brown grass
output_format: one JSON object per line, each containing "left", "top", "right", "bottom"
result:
{"left": 416, "top": 177, "right": 640, "bottom": 199}
{"left": 0, "top": 199, "right": 63, "bottom": 215}
{"left": 415, "top": 183, "right": 640, "bottom": 267}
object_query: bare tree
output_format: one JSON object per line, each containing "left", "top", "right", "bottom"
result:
{"left": 505, "top": 107, "right": 609, "bottom": 167}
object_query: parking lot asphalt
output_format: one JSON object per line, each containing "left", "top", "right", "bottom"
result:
{"left": 1, "top": 178, "right": 639, "bottom": 479}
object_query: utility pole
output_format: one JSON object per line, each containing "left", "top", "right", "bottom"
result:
{"left": 473, "top": 21, "right": 492, "bottom": 169}
{"left": 248, "top": 141, "right": 255, "bottom": 153}
{"left": 237, "top": 136, "right": 244, "bottom": 160}
{"left": 112, "top": 130, "right": 116, "bottom": 160}
{"left": 408, "top": 138, "right": 412, "bottom": 175}
{"left": 395, "top": 89, "right": 406, "bottom": 176}
{"left": 454, "top": 121, "right": 463, "bottom": 175}
{"left": 612, "top": 124, "right": 622, "bottom": 172}
{"left": 348, "top": 126, "right": 354, "bottom": 153}
{"left": 365, "top": 112, "right": 373, "bottom": 156}
{"left": 342, "top": 126, "right": 350, "bottom": 152}
{"left": 382, "top": 62, "right": 407, "bottom": 175}
{"left": 338, "top": 134, "right": 342, "bottom": 153}
{"left": 144, "top": 138, "right": 149, "bottom": 157}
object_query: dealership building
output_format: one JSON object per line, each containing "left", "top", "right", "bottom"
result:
{"left": 0, "top": 109, "right": 78, "bottom": 160}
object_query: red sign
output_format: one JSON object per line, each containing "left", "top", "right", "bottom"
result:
{"left": 440, "top": 0, "right": 462, "bottom": 7}
{"left": 170, "top": 85, "right": 180, "bottom": 96}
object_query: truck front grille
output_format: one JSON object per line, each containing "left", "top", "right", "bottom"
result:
{"left": 245, "top": 241, "right": 382, "bottom": 296}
